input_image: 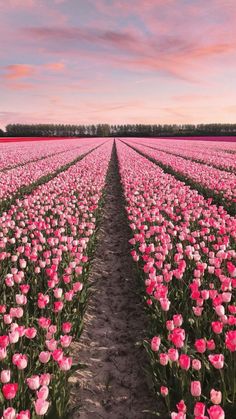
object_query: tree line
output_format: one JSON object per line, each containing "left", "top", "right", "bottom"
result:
{"left": 1, "top": 123, "right": 236, "bottom": 137}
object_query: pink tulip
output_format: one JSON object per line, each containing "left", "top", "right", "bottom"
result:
{"left": 37, "top": 385, "right": 49, "bottom": 400}
{"left": 25, "top": 327, "right": 37, "bottom": 339}
{"left": 210, "top": 389, "right": 222, "bottom": 405}
{"left": 171, "top": 413, "right": 186, "bottom": 419}
{"left": 208, "top": 405, "right": 225, "bottom": 419}
{"left": 194, "top": 402, "right": 205, "bottom": 416}
{"left": 58, "top": 356, "right": 72, "bottom": 371}
{"left": 211, "top": 321, "right": 223, "bottom": 334}
{"left": 170, "top": 328, "right": 185, "bottom": 348}
{"left": 1, "top": 369, "right": 11, "bottom": 383}
{"left": 194, "top": 339, "right": 206, "bottom": 353}
{"left": 192, "top": 359, "right": 202, "bottom": 370}
{"left": 160, "top": 298, "right": 170, "bottom": 311}
{"left": 26, "top": 375, "right": 40, "bottom": 390}
{"left": 160, "top": 386, "right": 169, "bottom": 396}
{"left": 9, "top": 331, "right": 20, "bottom": 344}
{"left": 225, "top": 330, "right": 236, "bottom": 352}
{"left": 168, "top": 348, "right": 179, "bottom": 362}
{"left": 2, "top": 407, "right": 16, "bottom": 419}
{"left": 12, "top": 353, "right": 28, "bottom": 370}
{"left": 0, "top": 335, "right": 9, "bottom": 348}
{"left": 151, "top": 336, "right": 161, "bottom": 352}
{"left": 166, "top": 320, "right": 175, "bottom": 331}
{"left": 60, "top": 335, "right": 72, "bottom": 348}
{"left": 173, "top": 314, "right": 183, "bottom": 326}
{"left": 179, "top": 354, "right": 190, "bottom": 370}
{"left": 34, "top": 399, "right": 50, "bottom": 416}
{"left": 191, "top": 381, "right": 201, "bottom": 397}
{"left": 16, "top": 411, "right": 30, "bottom": 419}
{"left": 39, "top": 351, "right": 51, "bottom": 363}
{"left": 52, "top": 349, "right": 63, "bottom": 362}
{"left": 207, "top": 339, "right": 216, "bottom": 350}
{"left": 0, "top": 348, "right": 7, "bottom": 360}
{"left": 2, "top": 383, "right": 18, "bottom": 399}
{"left": 208, "top": 354, "right": 224, "bottom": 369}
{"left": 159, "top": 353, "right": 169, "bottom": 366}
{"left": 62, "top": 322, "right": 72, "bottom": 334}
{"left": 39, "top": 373, "right": 51, "bottom": 386}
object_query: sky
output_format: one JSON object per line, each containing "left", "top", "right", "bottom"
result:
{"left": 0, "top": 0, "right": 236, "bottom": 129}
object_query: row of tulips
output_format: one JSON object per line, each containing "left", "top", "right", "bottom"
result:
{"left": 128, "top": 138, "right": 236, "bottom": 173}
{"left": 0, "top": 141, "right": 112, "bottom": 418}
{"left": 0, "top": 138, "right": 93, "bottom": 172}
{"left": 123, "top": 140, "right": 236, "bottom": 215}
{"left": 116, "top": 140, "right": 236, "bottom": 419}
{"left": 0, "top": 141, "right": 102, "bottom": 203}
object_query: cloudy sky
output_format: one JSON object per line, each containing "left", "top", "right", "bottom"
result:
{"left": 0, "top": 0, "right": 236, "bottom": 129}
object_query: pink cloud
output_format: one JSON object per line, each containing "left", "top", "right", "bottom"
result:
{"left": 23, "top": 25, "right": 236, "bottom": 83}
{"left": 0, "top": 0, "right": 36, "bottom": 9}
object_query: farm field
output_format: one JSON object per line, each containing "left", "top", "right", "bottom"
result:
{"left": 0, "top": 137, "right": 235, "bottom": 419}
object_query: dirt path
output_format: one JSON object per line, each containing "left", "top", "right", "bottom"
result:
{"left": 69, "top": 143, "right": 156, "bottom": 419}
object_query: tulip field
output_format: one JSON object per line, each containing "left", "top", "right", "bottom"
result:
{"left": 0, "top": 137, "right": 235, "bottom": 418}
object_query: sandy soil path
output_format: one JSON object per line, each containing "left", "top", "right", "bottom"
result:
{"left": 69, "top": 143, "right": 156, "bottom": 419}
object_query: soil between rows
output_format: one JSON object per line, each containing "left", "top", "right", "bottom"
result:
{"left": 69, "top": 143, "right": 156, "bottom": 419}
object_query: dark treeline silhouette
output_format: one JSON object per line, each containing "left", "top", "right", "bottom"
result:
{"left": 0, "top": 128, "right": 5, "bottom": 137}
{"left": 3, "top": 123, "right": 236, "bottom": 137}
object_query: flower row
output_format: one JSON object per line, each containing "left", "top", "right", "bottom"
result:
{"left": 0, "top": 138, "right": 101, "bottom": 172}
{"left": 116, "top": 140, "right": 236, "bottom": 419}
{"left": 124, "top": 141, "right": 236, "bottom": 209}
{"left": 0, "top": 141, "right": 101, "bottom": 203}
{"left": 0, "top": 141, "right": 112, "bottom": 418}
{"left": 129, "top": 137, "right": 236, "bottom": 172}
{"left": 125, "top": 140, "right": 236, "bottom": 204}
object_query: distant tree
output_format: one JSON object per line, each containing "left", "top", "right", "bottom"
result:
{"left": 5, "top": 122, "right": 236, "bottom": 138}
{"left": 0, "top": 128, "right": 5, "bottom": 137}
{"left": 96, "top": 124, "right": 110, "bottom": 137}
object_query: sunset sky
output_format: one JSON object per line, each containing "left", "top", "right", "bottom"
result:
{"left": 0, "top": 0, "right": 236, "bottom": 129}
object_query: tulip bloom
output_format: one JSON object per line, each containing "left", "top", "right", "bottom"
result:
{"left": 2, "top": 383, "right": 18, "bottom": 400}
{"left": 160, "top": 386, "right": 169, "bottom": 396}
{"left": 225, "top": 330, "right": 236, "bottom": 352}
{"left": 34, "top": 399, "right": 50, "bottom": 416}
{"left": 208, "top": 405, "right": 225, "bottom": 419}
{"left": 26, "top": 375, "right": 40, "bottom": 390}
{"left": 179, "top": 354, "right": 190, "bottom": 370}
{"left": 1, "top": 370, "right": 11, "bottom": 383}
{"left": 16, "top": 411, "right": 30, "bottom": 419}
{"left": 210, "top": 389, "right": 222, "bottom": 405}
{"left": 194, "top": 339, "right": 206, "bottom": 353}
{"left": 194, "top": 402, "right": 205, "bottom": 416}
{"left": 2, "top": 407, "right": 16, "bottom": 419}
{"left": 151, "top": 336, "right": 161, "bottom": 352}
{"left": 159, "top": 353, "right": 169, "bottom": 366}
{"left": 208, "top": 354, "right": 224, "bottom": 369}
{"left": 191, "top": 381, "right": 201, "bottom": 397}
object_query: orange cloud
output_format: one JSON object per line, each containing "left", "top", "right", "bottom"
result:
{"left": 1, "top": 62, "right": 66, "bottom": 82}
{"left": 45, "top": 62, "right": 65, "bottom": 71}
{"left": 3, "top": 64, "right": 35, "bottom": 79}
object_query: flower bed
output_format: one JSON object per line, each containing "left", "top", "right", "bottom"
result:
{"left": 129, "top": 137, "right": 236, "bottom": 172}
{"left": 116, "top": 140, "right": 236, "bottom": 419}
{"left": 0, "top": 142, "right": 101, "bottom": 204}
{"left": 0, "top": 141, "right": 112, "bottom": 418}
{"left": 124, "top": 140, "right": 236, "bottom": 215}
